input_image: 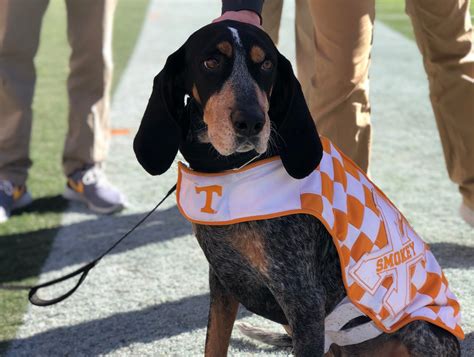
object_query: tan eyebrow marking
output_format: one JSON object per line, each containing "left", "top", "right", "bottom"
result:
{"left": 217, "top": 41, "right": 233, "bottom": 58}
{"left": 250, "top": 45, "right": 265, "bottom": 63}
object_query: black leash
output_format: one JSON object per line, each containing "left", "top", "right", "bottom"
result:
{"left": 0, "top": 184, "right": 177, "bottom": 307}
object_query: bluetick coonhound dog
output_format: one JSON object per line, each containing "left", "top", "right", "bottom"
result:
{"left": 133, "top": 21, "right": 461, "bottom": 357}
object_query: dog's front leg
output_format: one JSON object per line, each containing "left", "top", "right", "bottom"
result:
{"left": 278, "top": 290, "right": 326, "bottom": 357}
{"left": 204, "top": 268, "right": 239, "bottom": 357}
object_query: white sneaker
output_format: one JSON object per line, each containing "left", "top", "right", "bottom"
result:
{"left": 63, "top": 166, "right": 126, "bottom": 214}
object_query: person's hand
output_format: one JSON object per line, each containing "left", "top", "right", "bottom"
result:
{"left": 213, "top": 10, "right": 262, "bottom": 28}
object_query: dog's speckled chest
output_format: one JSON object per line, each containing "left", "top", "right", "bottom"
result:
{"left": 194, "top": 214, "right": 345, "bottom": 324}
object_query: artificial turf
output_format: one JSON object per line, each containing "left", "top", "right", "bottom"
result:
{"left": 0, "top": 0, "right": 149, "bottom": 351}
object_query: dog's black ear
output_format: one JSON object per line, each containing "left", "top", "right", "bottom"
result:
{"left": 269, "top": 51, "right": 323, "bottom": 179}
{"left": 134, "top": 45, "right": 187, "bottom": 175}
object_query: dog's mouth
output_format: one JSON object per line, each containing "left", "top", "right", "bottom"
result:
{"left": 197, "top": 115, "right": 270, "bottom": 156}
{"left": 198, "top": 129, "right": 268, "bottom": 155}
{"left": 235, "top": 136, "right": 258, "bottom": 153}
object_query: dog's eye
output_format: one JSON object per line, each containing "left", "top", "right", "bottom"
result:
{"left": 261, "top": 60, "right": 273, "bottom": 71}
{"left": 203, "top": 58, "right": 220, "bottom": 70}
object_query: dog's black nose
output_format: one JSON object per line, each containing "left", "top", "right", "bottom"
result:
{"left": 231, "top": 109, "right": 265, "bottom": 137}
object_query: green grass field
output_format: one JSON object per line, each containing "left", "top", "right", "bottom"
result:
{"left": 0, "top": 0, "right": 149, "bottom": 351}
{"left": 377, "top": 0, "right": 474, "bottom": 39}
{"left": 377, "top": 1, "right": 414, "bottom": 38}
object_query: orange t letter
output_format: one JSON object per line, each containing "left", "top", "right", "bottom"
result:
{"left": 195, "top": 185, "right": 223, "bottom": 214}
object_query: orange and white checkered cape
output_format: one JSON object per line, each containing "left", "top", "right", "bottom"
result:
{"left": 176, "top": 137, "right": 464, "bottom": 339}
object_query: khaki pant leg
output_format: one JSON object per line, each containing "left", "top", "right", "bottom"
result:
{"left": 304, "top": 0, "right": 375, "bottom": 172}
{"left": 0, "top": 0, "right": 49, "bottom": 185}
{"left": 63, "top": 0, "right": 117, "bottom": 176}
{"left": 406, "top": 0, "right": 474, "bottom": 210}
{"left": 261, "top": 0, "right": 283, "bottom": 44}
{"left": 264, "top": 0, "right": 315, "bottom": 107}
{"left": 295, "top": 0, "right": 316, "bottom": 117}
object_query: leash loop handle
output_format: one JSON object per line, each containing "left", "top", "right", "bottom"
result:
{"left": 26, "top": 183, "right": 177, "bottom": 307}
{"left": 28, "top": 261, "right": 97, "bottom": 307}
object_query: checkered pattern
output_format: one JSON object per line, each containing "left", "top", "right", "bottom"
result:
{"left": 301, "top": 137, "right": 463, "bottom": 338}
{"left": 177, "top": 136, "right": 464, "bottom": 339}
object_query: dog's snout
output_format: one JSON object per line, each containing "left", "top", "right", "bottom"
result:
{"left": 231, "top": 109, "right": 265, "bottom": 137}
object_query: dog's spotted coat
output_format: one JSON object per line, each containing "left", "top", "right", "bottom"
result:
{"left": 134, "top": 21, "right": 462, "bottom": 356}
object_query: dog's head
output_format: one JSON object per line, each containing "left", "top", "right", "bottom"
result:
{"left": 134, "top": 20, "right": 322, "bottom": 179}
